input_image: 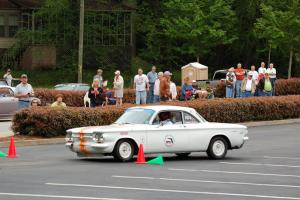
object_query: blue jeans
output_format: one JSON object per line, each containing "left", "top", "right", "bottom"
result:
{"left": 257, "top": 89, "right": 264, "bottom": 97}
{"left": 235, "top": 80, "right": 242, "bottom": 98}
{"left": 264, "top": 91, "right": 272, "bottom": 96}
{"left": 18, "top": 100, "right": 30, "bottom": 110}
{"left": 270, "top": 78, "right": 276, "bottom": 95}
{"left": 147, "top": 83, "right": 155, "bottom": 104}
{"left": 226, "top": 86, "right": 235, "bottom": 98}
{"left": 242, "top": 91, "right": 252, "bottom": 98}
{"left": 153, "top": 95, "right": 160, "bottom": 103}
{"left": 136, "top": 90, "right": 147, "bottom": 104}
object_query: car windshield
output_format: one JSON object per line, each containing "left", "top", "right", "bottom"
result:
{"left": 76, "top": 85, "right": 90, "bottom": 91}
{"left": 54, "top": 85, "right": 74, "bottom": 90}
{"left": 115, "top": 108, "right": 155, "bottom": 124}
{"left": 213, "top": 71, "right": 227, "bottom": 80}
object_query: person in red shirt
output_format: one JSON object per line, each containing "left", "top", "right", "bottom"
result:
{"left": 234, "top": 63, "right": 245, "bottom": 98}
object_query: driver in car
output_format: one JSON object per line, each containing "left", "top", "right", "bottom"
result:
{"left": 159, "top": 112, "right": 173, "bottom": 125}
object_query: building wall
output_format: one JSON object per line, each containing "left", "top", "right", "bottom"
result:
{"left": 0, "top": 10, "right": 20, "bottom": 49}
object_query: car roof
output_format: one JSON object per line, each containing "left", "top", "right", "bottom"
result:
{"left": 0, "top": 85, "right": 14, "bottom": 89}
{"left": 55, "top": 83, "right": 89, "bottom": 87}
{"left": 129, "top": 105, "right": 196, "bottom": 112}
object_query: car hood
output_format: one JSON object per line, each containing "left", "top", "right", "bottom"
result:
{"left": 67, "top": 124, "right": 138, "bottom": 133}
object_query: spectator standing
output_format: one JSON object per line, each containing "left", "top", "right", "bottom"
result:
{"left": 170, "top": 81, "right": 177, "bottom": 101}
{"left": 225, "top": 67, "right": 236, "bottom": 98}
{"left": 160, "top": 71, "right": 172, "bottom": 102}
{"left": 257, "top": 73, "right": 272, "bottom": 96}
{"left": 146, "top": 66, "right": 157, "bottom": 104}
{"left": 234, "top": 63, "right": 245, "bottom": 98}
{"left": 113, "top": 70, "right": 124, "bottom": 106}
{"left": 3, "top": 69, "right": 13, "bottom": 86}
{"left": 88, "top": 79, "right": 106, "bottom": 107}
{"left": 250, "top": 65, "right": 259, "bottom": 84}
{"left": 153, "top": 72, "right": 163, "bottom": 103}
{"left": 241, "top": 72, "right": 256, "bottom": 97}
{"left": 51, "top": 94, "right": 67, "bottom": 108}
{"left": 134, "top": 68, "right": 149, "bottom": 105}
{"left": 258, "top": 62, "right": 267, "bottom": 75}
{"left": 15, "top": 74, "right": 34, "bottom": 110}
{"left": 266, "top": 63, "right": 276, "bottom": 95}
{"left": 93, "top": 69, "right": 104, "bottom": 87}
{"left": 181, "top": 77, "right": 193, "bottom": 100}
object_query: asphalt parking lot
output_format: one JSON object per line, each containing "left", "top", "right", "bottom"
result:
{"left": 0, "top": 123, "right": 300, "bottom": 200}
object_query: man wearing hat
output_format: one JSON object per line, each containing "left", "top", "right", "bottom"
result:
{"left": 134, "top": 68, "right": 149, "bottom": 104}
{"left": 146, "top": 66, "right": 157, "bottom": 104}
{"left": 241, "top": 72, "right": 256, "bottom": 97}
{"left": 15, "top": 74, "right": 34, "bottom": 109}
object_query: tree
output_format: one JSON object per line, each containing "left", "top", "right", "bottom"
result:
{"left": 159, "top": 0, "right": 237, "bottom": 63}
{"left": 255, "top": 0, "right": 300, "bottom": 78}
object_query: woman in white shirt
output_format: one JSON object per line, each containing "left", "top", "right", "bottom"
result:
{"left": 266, "top": 63, "right": 276, "bottom": 95}
{"left": 113, "top": 70, "right": 124, "bottom": 106}
{"left": 170, "top": 81, "right": 177, "bottom": 100}
{"left": 153, "top": 72, "right": 163, "bottom": 103}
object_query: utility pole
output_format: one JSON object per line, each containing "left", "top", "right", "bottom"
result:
{"left": 78, "top": 0, "right": 84, "bottom": 83}
{"left": 267, "top": 41, "right": 272, "bottom": 68}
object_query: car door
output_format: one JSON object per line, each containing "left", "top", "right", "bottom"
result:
{"left": 0, "top": 88, "right": 18, "bottom": 117}
{"left": 145, "top": 111, "right": 189, "bottom": 153}
{"left": 182, "top": 112, "right": 211, "bottom": 151}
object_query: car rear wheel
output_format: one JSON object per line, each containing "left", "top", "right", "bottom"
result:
{"left": 113, "top": 140, "right": 134, "bottom": 162}
{"left": 176, "top": 153, "right": 191, "bottom": 158}
{"left": 207, "top": 137, "right": 228, "bottom": 159}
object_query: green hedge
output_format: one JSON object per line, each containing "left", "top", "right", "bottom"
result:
{"left": 12, "top": 95, "right": 300, "bottom": 137}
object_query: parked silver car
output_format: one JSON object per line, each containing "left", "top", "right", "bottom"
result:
{"left": 0, "top": 86, "right": 18, "bottom": 119}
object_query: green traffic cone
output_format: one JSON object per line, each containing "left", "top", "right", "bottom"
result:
{"left": 147, "top": 155, "right": 164, "bottom": 165}
{"left": 0, "top": 151, "right": 7, "bottom": 157}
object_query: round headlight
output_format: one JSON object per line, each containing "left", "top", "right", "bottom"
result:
{"left": 65, "top": 132, "right": 73, "bottom": 142}
{"left": 93, "top": 133, "right": 104, "bottom": 143}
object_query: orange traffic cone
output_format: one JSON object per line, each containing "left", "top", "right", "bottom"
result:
{"left": 135, "top": 144, "right": 146, "bottom": 164}
{"left": 7, "top": 136, "right": 17, "bottom": 158}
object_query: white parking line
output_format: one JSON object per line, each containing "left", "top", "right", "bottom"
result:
{"left": 264, "top": 156, "right": 300, "bottom": 160}
{"left": 46, "top": 182, "right": 300, "bottom": 200}
{"left": 220, "top": 162, "right": 300, "bottom": 168}
{"left": 112, "top": 175, "right": 300, "bottom": 189}
{"left": 0, "top": 192, "right": 132, "bottom": 200}
{"left": 168, "top": 168, "right": 300, "bottom": 178}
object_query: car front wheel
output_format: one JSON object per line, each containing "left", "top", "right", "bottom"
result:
{"left": 113, "top": 140, "right": 134, "bottom": 162}
{"left": 207, "top": 137, "right": 228, "bottom": 159}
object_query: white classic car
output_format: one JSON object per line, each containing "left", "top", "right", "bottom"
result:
{"left": 65, "top": 106, "right": 248, "bottom": 161}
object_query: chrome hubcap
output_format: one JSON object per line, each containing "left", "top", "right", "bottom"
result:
{"left": 212, "top": 140, "right": 225, "bottom": 156}
{"left": 119, "top": 142, "right": 132, "bottom": 159}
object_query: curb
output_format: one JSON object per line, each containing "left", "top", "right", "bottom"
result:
{"left": 0, "top": 118, "right": 299, "bottom": 148}
{"left": 240, "top": 118, "right": 300, "bottom": 127}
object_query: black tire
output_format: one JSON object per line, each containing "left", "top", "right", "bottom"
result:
{"left": 207, "top": 137, "right": 228, "bottom": 159}
{"left": 176, "top": 153, "right": 191, "bottom": 158}
{"left": 113, "top": 140, "right": 135, "bottom": 162}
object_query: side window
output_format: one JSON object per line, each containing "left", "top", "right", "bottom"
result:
{"left": 152, "top": 111, "right": 183, "bottom": 125}
{"left": 171, "top": 111, "right": 183, "bottom": 124}
{"left": 183, "top": 112, "right": 199, "bottom": 124}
